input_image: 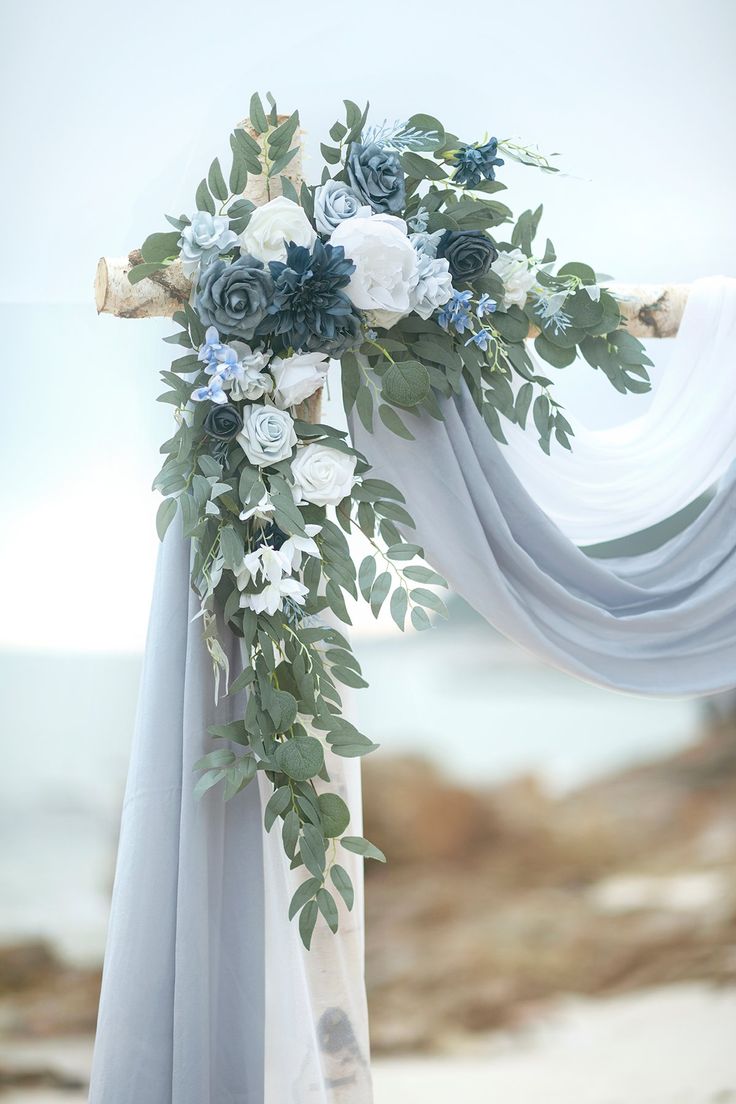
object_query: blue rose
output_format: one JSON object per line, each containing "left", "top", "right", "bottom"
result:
{"left": 451, "top": 139, "right": 504, "bottom": 189}
{"left": 346, "top": 142, "right": 406, "bottom": 214}
{"left": 437, "top": 230, "right": 498, "bottom": 282}
{"left": 314, "top": 179, "right": 369, "bottom": 236}
{"left": 203, "top": 403, "right": 243, "bottom": 440}
{"left": 195, "top": 254, "right": 273, "bottom": 341}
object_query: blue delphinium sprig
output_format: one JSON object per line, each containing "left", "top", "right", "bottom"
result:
{"left": 452, "top": 139, "right": 504, "bottom": 189}
{"left": 437, "top": 290, "right": 473, "bottom": 334}
{"left": 465, "top": 329, "right": 493, "bottom": 351}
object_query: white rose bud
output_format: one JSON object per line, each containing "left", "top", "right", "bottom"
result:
{"left": 330, "top": 214, "right": 419, "bottom": 330}
{"left": 271, "top": 352, "right": 330, "bottom": 410}
{"left": 239, "top": 196, "right": 317, "bottom": 264}
{"left": 291, "top": 443, "right": 358, "bottom": 507}
{"left": 237, "top": 404, "right": 297, "bottom": 467}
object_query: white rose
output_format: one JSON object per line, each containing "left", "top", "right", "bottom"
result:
{"left": 330, "top": 214, "right": 419, "bottom": 329}
{"left": 291, "top": 443, "right": 358, "bottom": 507}
{"left": 239, "top": 196, "right": 317, "bottom": 264}
{"left": 237, "top": 404, "right": 297, "bottom": 467}
{"left": 271, "top": 352, "right": 330, "bottom": 410}
{"left": 491, "top": 248, "right": 539, "bottom": 309}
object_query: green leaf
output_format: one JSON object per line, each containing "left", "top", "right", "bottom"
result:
{"left": 317, "top": 793, "right": 351, "bottom": 837}
{"left": 410, "top": 587, "right": 447, "bottom": 617}
{"left": 558, "top": 261, "right": 596, "bottom": 285}
{"left": 207, "top": 157, "right": 228, "bottom": 202}
{"left": 340, "top": 352, "right": 361, "bottom": 413}
{"left": 268, "top": 111, "right": 299, "bottom": 152}
{"left": 403, "top": 113, "right": 446, "bottom": 151}
{"left": 331, "top": 665, "right": 369, "bottom": 690}
{"left": 270, "top": 690, "right": 298, "bottom": 734}
{"left": 249, "top": 92, "right": 268, "bottom": 135}
{"left": 128, "top": 261, "right": 166, "bottom": 285}
{"left": 288, "top": 876, "right": 321, "bottom": 919}
{"left": 156, "top": 497, "right": 177, "bottom": 541}
{"left": 274, "top": 735, "right": 325, "bottom": 781}
{"left": 325, "top": 724, "right": 378, "bottom": 758}
{"left": 379, "top": 404, "right": 414, "bottom": 440}
{"left": 341, "top": 836, "right": 386, "bottom": 862}
{"left": 515, "top": 382, "right": 534, "bottom": 428}
{"left": 360, "top": 478, "right": 406, "bottom": 502}
{"left": 140, "top": 231, "right": 180, "bottom": 264}
{"left": 193, "top": 769, "right": 226, "bottom": 799}
{"left": 370, "top": 572, "right": 391, "bottom": 617}
{"left": 400, "top": 152, "right": 447, "bottom": 180}
{"left": 390, "top": 586, "right": 408, "bottom": 630}
{"left": 320, "top": 142, "right": 342, "bottom": 165}
{"left": 534, "top": 334, "right": 577, "bottom": 369}
{"left": 403, "top": 564, "right": 447, "bottom": 586}
{"left": 300, "top": 823, "right": 327, "bottom": 878}
{"left": 316, "top": 887, "right": 339, "bottom": 933}
{"left": 282, "top": 809, "right": 300, "bottom": 858}
{"left": 358, "top": 555, "right": 377, "bottom": 602}
{"left": 269, "top": 147, "right": 299, "bottom": 178}
{"left": 195, "top": 178, "right": 215, "bottom": 215}
{"left": 220, "top": 525, "right": 244, "bottom": 570}
{"left": 410, "top": 606, "right": 432, "bottom": 631}
{"left": 298, "top": 899, "right": 318, "bottom": 949}
{"left": 382, "top": 361, "right": 430, "bottom": 408}
{"left": 330, "top": 864, "right": 355, "bottom": 910}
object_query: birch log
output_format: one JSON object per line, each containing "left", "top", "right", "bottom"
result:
{"left": 95, "top": 116, "right": 303, "bottom": 319}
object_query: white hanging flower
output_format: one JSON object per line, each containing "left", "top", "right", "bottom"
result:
{"left": 281, "top": 525, "right": 322, "bottom": 571}
{"left": 240, "top": 544, "right": 293, "bottom": 586}
{"left": 241, "top": 576, "right": 309, "bottom": 616}
{"left": 239, "top": 494, "right": 275, "bottom": 523}
{"left": 330, "top": 214, "right": 419, "bottom": 330}
{"left": 491, "top": 248, "right": 539, "bottom": 309}
{"left": 271, "top": 352, "right": 330, "bottom": 410}
{"left": 237, "top": 404, "right": 297, "bottom": 467}
{"left": 291, "top": 443, "right": 358, "bottom": 507}
{"left": 239, "top": 196, "right": 317, "bottom": 264}
{"left": 409, "top": 253, "right": 454, "bottom": 320}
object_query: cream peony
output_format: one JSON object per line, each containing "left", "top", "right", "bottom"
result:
{"left": 491, "top": 248, "right": 539, "bottom": 309}
{"left": 239, "top": 196, "right": 317, "bottom": 264}
{"left": 271, "top": 352, "right": 330, "bottom": 410}
{"left": 290, "top": 443, "right": 358, "bottom": 507}
{"left": 330, "top": 214, "right": 418, "bottom": 329}
{"left": 237, "top": 404, "right": 297, "bottom": 467}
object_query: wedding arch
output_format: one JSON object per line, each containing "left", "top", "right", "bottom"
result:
{"left": 89, "top": 95, "right": 736, "bottom": 1103}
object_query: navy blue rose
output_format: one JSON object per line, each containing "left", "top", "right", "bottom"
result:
{"left": 437, "top": 230, "right": 498, "bottom": 282}
{"left": 203, "top": 403, "right": 243, "bottom": 440}
{"left": 346, "top": 142, "right": 406, "bottom": 214}
{"left": 195, "top": 254, "right": 273, "bottom": 341}
{"left": 452, "top": 139, "right": 504, "bottom": 189}
{"left": 260, "top": 238, "right": 362, "bottom": 356}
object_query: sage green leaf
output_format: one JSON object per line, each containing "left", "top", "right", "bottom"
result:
{"left": 386, "top": 543, "right": 422, "bottom": 561}
{"left": 194, "top": 747, "right": 236, "bottom": 771}
{"left": 128, "top": 262, "right": 166, "bottom": 285}
{"left": 358, "top": 556, "right": 377, "bottom": 601}
{"left": 404, "top": 113, "right": 446, "bottom": 151}
{"left": 400, "top": 152, "right": 447, "bottom": 180}
{"left": 534, "top": 334, "right": 577, "bottom": 369}
{"left": 360, "top": 478, "right": 405, "bottom": 502}
{"left": 370, "top": 572, "right": 391, "bottom": 617}
{"left": 193, "top": 769, "right": 226, "bottom": 800}
{"left": 390, "top": 586, "right": 408, "bottom": 630}
{"left": 403, "top": 564, "right": 448, "bottom": 586}
{"left": 382, "top": 361, "right": 430, "bottom": 407}
{"left": 298, "top": 899, "right": 318, "bottom": 949}
{"left": 140, "top": 231, "right": 180, "bottom": 264}
{"left": 220, "top": 525, "right": 244, "bottom": 570}
{"left": 156, "top": 497, "right": 177, "bottom": 541}
{"left": 271, "top": 690, "right": 298, "bottom": 734}
{"left": 515, "top": 382, "right": 534, "bottom": 428}
{"left": 331, "top": 666, "right": 369, "bottom": 690}
{"left": 356, "top": 386, "right": 374, "bottom": 432}
{"left": 269, "top": 147, "right": 299, "bottom": 178}
{"left": 340, "top": 353, "right": 361, "bottom": 412}
{"left": 341, "top": 836, "right": 386, "bottom": 862}
{"left": 282, "top": 809, "right": 300, "bottom": 858}
{"left": 558, "top": 261, "right": 596, "bottom": 284}
{"left": 275, "top": 735, "right": 325, "bottom": 781}
{"left": 207, "top": 157, "right": 228, "bottom": 202}
{"left": 374, "top": 500, "right": 416, "bottom": 528}
{"left": 379, "top": 404, "right": 414, "bottom": 440}
{"left": 321, "top": 142, "right": 342, "bottom": 165}
{"left": 300, "top": 823, "right": 327, "bottom": 877}
{"left": 411, "top": 606, "right": 432, "bottom": 631}
{"left": 330, "top": 864, "right": 355, "bottom": 910}
{"left": 249, "top": 92, "right": 268, "bottom": 134}
{"left": 410, "top": 587, "right": 448, "bottom": 617}
{"left": 195, "top": 178, "right": 215, "bottom": 215}
{"left": 316, "top": 888, "right": 339, "bottom": 933}
{"left": 288, "top": 876, "right": 321, "bottom": 920}
{"left": 317, "top": 793, "right": 351, "bottom": 837}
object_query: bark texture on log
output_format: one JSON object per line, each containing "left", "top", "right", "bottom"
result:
{"left": 95, "top": 117, "right": 303, "bottom": 318}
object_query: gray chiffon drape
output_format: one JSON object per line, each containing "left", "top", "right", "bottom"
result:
{"left": 351, "top": 388, "right": 736, "bottom": 697}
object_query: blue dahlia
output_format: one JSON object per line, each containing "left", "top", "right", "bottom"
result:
{"left": 261, "top": 239, "right": 362, "bottom": 357}
{"left": 452, "top": 139, "right": 504, "bottom": 189}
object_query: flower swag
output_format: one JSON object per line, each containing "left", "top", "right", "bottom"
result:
{"left": 132, "top": 93, "right": 651, "bottom": 948}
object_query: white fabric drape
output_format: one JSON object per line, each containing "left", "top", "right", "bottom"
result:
{"left": 89, "top": 520, "right": 372, "bottom": 1104}
{"left": 502, "top": 276, "right": 736, "bottom": 545}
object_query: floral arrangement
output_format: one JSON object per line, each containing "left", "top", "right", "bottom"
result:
{"left": 134, "top": 93, "right": 651, "bottom": 948}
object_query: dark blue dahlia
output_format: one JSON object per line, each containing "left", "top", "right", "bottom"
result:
{"left": 451, "top": 139, "right": 504, "bottom": 189}
{"left": 260, "top": 238, "right": 363, "bottom": 356}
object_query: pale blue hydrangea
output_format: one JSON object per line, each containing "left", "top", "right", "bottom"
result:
{"left": 409, "top": 253, "right": 454, "bottom": 320}
{"left": 409, "top": 229, "right": 446, "bottom": 259}
{"left": 179, "top": 213, "right": 238, "bottom": 276}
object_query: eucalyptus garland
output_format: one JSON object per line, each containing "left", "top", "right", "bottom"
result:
{"left": 134, "top": 92, "right": 651, "bottom": 948}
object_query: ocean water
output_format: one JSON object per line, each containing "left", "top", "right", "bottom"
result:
{"left": 0, "top": 602, "right": 699, "bottom": 963}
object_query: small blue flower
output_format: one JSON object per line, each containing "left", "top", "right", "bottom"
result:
{"left": 191, "top": 376, "right": 228, "bottom": 404}
{"left": 408, "top": 206, "right": 430, "bottom": 233}
{"left": 365, "top": 328, "right": 378, "bottom": 341}
{"left": 452, "top": 139, "right": 504, "bottom": 189}
{"left": 465, "top": 329, "right": 492, "bottom": 351}
{"left": 476, "top": 293, "right": 497, "bottom": 319}
{"left": 437, "top": 289, "right": 473, "bottom": 334}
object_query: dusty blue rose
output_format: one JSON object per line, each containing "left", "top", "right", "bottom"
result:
{"left": 314, "top": 180, "right": 369, "bottom": 236}
{"left": 437, "top": 230, "right": 498, "bottom": 282}
{"left": 346, "top": 142, "right": 406, "bottom": 214}
{"left": 203, "top": 403, "right": 243, "bottom": 440}
{"left": 195, "top": 254, "right": 273, "bottom": 341}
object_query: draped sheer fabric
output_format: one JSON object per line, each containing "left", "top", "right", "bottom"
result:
{"left": 89, "top": 520, "right": 372, "bottom": 1104}
{"left": 501, "top": 277, "right": 736, "bottom": 545}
